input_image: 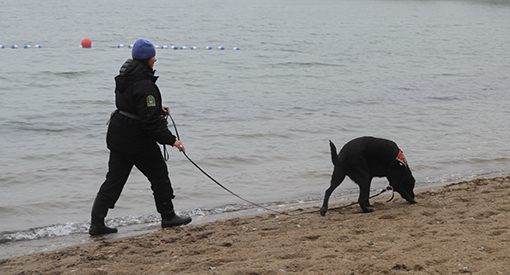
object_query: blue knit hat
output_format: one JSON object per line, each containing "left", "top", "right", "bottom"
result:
{"left": 132, "top": 39, "right": 156, "bottom": 59}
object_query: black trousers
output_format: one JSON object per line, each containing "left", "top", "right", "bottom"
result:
{"left": 96, "top": 142, "right": 175, "bottom": 213}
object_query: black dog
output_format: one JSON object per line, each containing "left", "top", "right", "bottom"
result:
{"left": 320, "top": 136, "right": 417, "bottom": 216}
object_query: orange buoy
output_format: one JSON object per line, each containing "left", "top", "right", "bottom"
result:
{"left": 81, "top": 38, "right": 92, "bottom": 48}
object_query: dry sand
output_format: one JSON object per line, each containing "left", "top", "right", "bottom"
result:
{"left": 1, "top": 176, "right": 510, "bottom": 275}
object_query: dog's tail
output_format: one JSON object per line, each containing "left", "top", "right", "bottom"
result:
{"left": 329, "top": 140, "right": 340, "bottom": 166}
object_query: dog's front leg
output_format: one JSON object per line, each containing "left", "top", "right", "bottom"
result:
{"left": 359, "top": 199, "right": 373, "bottom": 213}
{"left": 358, "top": 181, "right": 373, "bottom": 213}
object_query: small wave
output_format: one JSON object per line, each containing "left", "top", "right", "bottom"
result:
{"left": 0, "top": 222, "right": 89, "bottom": 244}
{"left": 274, "top": 61, "right": 345, "bottom": 68}
{"left": 0, "top": 213, "right": 160, "bottom": 244}
{"left": 1, "top": 119, "right": 82, "bottom": 134}
{"left": 0, "top": 199, "right": 319, "bottom": 245}
{"left": 427, "top": 95, "right": 463, "bottom": 102}
{"left": 40, "top": 70, "right": 96, "bottom": 79}
{"left": 188, "top": 203, "right": 255, "bottom": 217}
{"left": 0, "top": 204, "right": 250, "bottom": 244}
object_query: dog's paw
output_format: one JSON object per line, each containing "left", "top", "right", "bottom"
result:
{"left": 362, "top": 208, "right": 374, "bottom": 213}
{"left": 320, "top": 208, "right": 327, "bottom": 216}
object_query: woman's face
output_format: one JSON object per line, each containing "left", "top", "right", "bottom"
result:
{"left": 149, "top": 57, "right": 157, "bottom": 69}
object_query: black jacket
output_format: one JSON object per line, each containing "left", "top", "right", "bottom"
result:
{"left": 107, "top": 59, "right": 176, "bottom": 153}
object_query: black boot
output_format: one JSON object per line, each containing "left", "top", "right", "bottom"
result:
{"left": 89, "top": 195, "right": 118, "bottom": 236}
{"left": 161, "top": 211, "right": 192, "bottom": 228}
{"left": 155, "top": 198, "right": 191, "bottom": 228}
{"left": 89, "top": 223, "right": 118, "bottom": 236}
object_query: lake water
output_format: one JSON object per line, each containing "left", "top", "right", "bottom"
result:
{"left": 1, "top": 0, "right": 510, "bottom": 259}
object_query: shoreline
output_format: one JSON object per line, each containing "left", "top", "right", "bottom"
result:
{"left": 2, "top": 175, "right": 510, "bottom": 274}
{"left": 0, "top": 180, "right": 448, "bottom": 260}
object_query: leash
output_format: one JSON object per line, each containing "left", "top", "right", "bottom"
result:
{"left": 166, "top": 113, "right": 394, "bottom": 216}
{"left": 295, "top": 186, "right": 394, "bottom": 215}
{"left": 166, "top": 113, "right": 287, "bottom": 215}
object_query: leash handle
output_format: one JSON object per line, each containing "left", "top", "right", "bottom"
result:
{"left": 163, "top": 145, "right": 169, "bottom": 161}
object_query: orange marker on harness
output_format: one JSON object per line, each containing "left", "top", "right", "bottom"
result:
{"left": 396, "top": 150, "right": 408, "bottom": 168}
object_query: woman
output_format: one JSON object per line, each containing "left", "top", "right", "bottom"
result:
{"left": 89, "top": 39, "right": 192, "bottom": 235}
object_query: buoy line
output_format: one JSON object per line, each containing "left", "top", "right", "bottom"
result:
{"left": 0, "top": 44, "right": 42, "bottom": 49}
{"left": 103, "top": 38, "right": 240, "bottom": 50}
{"left": 1, "top": 44, "right": 240, "bottom": 50}
{"left": 1, "top": 39, "right": 241, "bottom": 50}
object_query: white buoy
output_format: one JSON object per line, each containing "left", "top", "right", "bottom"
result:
{"left": 128, "top": 44, "right": 134, "bottom": 48}
{"left": 24, "top": 45, "right": 31, "bottom": 49}
{"left": 190, "top": 46, "right": 197, "bottom": 50}
{"left": 0, "top": 45, "right": 4, "bottom": 48}
{"left": 205, "top": 46, "right": 212, "bottom": 50}
{"left": 180, "top": 46, "right": 187, "bottom": 50}
{"left": 35, "top": 45, "right": 42, "bottom": 48}
{"left": 171, "top": 45, "right": 178, "bottom": 50}
{"left": 161, "top": 45, "right": 168, "bottom": 49}
{"left": 218, "top": 46, "right": 225, "bottom": 50}
{"left": 233, "top": 47, "right": 240, "bottom": 50}
{"left": 117, "top": 44, "right": 124, "bottom": 48}
{"left": 11, "top": 45, "right": 18, "bottom": 49}
{"left": 154, "top": 45, "right": 159, "bottom": 49}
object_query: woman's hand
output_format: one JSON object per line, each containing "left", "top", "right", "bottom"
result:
{"left": 173, "top": 140, "right": 185, "bottom": 153}
{"left": 162, "top": 106, "right": 170, "bottom": 116}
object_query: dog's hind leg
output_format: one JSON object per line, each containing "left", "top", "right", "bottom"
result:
{"left": 320, "top": 168, "right": 346, "bottom": 216}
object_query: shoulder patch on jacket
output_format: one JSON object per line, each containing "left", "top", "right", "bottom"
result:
{"left": 147, "top": 95, "right": 156, "bottom": 107}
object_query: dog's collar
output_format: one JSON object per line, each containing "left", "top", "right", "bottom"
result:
{"left": 396, "top": 150, "right": 408, "bottom": 168}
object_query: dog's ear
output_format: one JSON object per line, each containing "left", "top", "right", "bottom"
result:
{"left": 329, "top": 140, "right": 340, "bottom": 166}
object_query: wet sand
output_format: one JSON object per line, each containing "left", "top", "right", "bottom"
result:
{"left": 2, "top": 176, "right": 510, "bottom": 274}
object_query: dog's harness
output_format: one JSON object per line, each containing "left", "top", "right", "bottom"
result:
{"left": 381, "top": 149, "right": 408, "bottom": 203}
{"left": 396, "top": 150, "right": 408, "bottom": 168}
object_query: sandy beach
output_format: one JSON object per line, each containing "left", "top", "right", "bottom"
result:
{"left": 2, "top": 176, "right": 510, "bottom": 274}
